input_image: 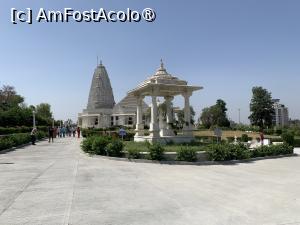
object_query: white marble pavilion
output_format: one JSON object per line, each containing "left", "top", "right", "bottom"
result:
{"left": 128, "top": 60, "right": 203, "bottom": 143}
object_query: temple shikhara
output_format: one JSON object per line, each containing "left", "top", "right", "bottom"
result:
{"left": 78, "top": 60, "right": 202, "bottom": 143}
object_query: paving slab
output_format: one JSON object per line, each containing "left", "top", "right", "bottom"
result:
{"left": 0, "top": 138, "right": 300, "bottom": 225}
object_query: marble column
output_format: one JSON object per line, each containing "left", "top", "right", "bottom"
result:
{"left": 98, "top": 115, "right": 101, "bottom": 128}
{"left": 149, "top": 95, "right": 159, "bottom": 137}
{"left": 164, "top": 96, "right": 175, "bottom": 136}
{"left": 182, "top": 92, "right": 193, "bottom": 136}
{"left": 135, "top": 96, "right": 144, "bottom": 136}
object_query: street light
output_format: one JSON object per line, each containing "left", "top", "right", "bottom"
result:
{"left": 32, "top": 110, "right": 36, "bottom": 128}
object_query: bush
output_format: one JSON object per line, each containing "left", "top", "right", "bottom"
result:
{"left": 226, "top": 136, "right": 235, "bottom": 143}
{"left": 205, "top": 143, "right": 251, "bottom": 161}
{"left": 106, "top": 140, "right": 124, "bottom": 157}
{"left": 281, "top": 131, "right": 295, "bottom": 146}
{"left": 81, "top": 136, "right": 96, "bottom": 154}
{"left": 294, "top": 139, "right": 300, "bottom": 147}
{"left": 91, "top": 136, "right": 111, "bottom": 155}
{"left": 241, "top": 134, "right": 250, "bottom": 142}
{"left": 127, "top": 147, "right": 141, "bottom": 159}
{"left": 176, "top": 146, "right": 197, "bottom": 162}
{"left": 0, "top": 137, "right": 14, "bottom": 151}
{"left": 148, "top": 143, "right": 165, "bottom": 160}
{"left": 10, "top": 133, "right": 31, "bottom": 146}
{"left": 251, "top": 144, "right": 294, "bottom": 158}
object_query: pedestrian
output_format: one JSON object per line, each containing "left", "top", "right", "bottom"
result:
{"left": 61, "top": 126, "right": 66, "bottom": 138}
{"left": 72, "top": 127, "right": 76, "bottom": 137}
{"left": 48, "top": 126, "right": 54, "bottom": 143}
{"left": 260, "top": 130, "right": 264, "bottom": 146}
{"left": 57, "top": 127, "right": 61, "bottom": 138}
{"left": 30, "top": 127, "right": 37, "bottom": 145}
{"left": 77, "top": 127, "right": 81, "bottom": 138}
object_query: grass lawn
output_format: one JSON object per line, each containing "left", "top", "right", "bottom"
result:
{"left": 193, "top": 130, "right": 281, "bottom": 140}
{"left": 124, "top": 141, "right": 205, "bottom": 152}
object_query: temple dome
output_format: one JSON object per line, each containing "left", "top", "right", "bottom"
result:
{"left": 87, "top": 63, "right": 115, "bottom": 110}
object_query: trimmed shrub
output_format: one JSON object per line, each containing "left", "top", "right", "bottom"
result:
{"left": 241, "top": 134, "right": 250, "bottom": 142}
{"left": 106, "top": 140, "right": 124, "bottom": 157}
{"left": 176, "top": 146, "right": 197, "bottom": 162}
{"left": 91, "top": 136, "right": 111, "bottom": 155}
{"left": 281, "top": 131, "right": 295, "bottom": 146}
{"left": 251, "top": 144, "right": 294, "bottom": 158}
{"left": 127, "top": 148, "right": 141, "bottom": 159}
{"left": 10, "top": 133, "right": 31, "bottom": 146}
{"left": 148, "top": 143, "right": 165, "bottom": 160}
{"left": 0, "top": 137, "right": 14, "bottom": 151}
{"left": 81, "top": 136, "right": 96, "bottom": 154}
{"left": 0, "top": 131, "right": 46, "bottom": 151}
{"left": 227, "top": 137, "right": 235, "bottom": 143}
{"left": 205, "top": 143, "right": 251, "bottom": 161}
{"left": 294, "top": 139, "right": 300, "bottom": 147}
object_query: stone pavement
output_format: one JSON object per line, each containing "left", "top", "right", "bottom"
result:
{"left": 0, "top": 138, "right": 300, "bottom": 225}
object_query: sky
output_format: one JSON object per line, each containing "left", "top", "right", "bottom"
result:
{"left": 1, "top": 0, "right": 300, "bottom": 124}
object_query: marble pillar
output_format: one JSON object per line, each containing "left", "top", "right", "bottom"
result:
{"left": 149, "top": 95, "right": 159, "bottom": 137}
{"left": 135, "top": 96, "right": 144, "bottom": 136}
{"left": 183, "top": 92, "right": 193, "bottom": 137}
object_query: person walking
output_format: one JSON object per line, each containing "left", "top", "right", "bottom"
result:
{"left": 77, "top": 127, "right": 81, "bottom": 138}
{"left": 48, "top": 126, "right": 54, "bottom": 143}
{"left": 61, "top": 126, "right": 66, "bottom": 138}
{"left": 30, "top": 127, "right": 37, "bottom": 145}
{"left": 57, "top": 127, "right": 61, "bottom": 138}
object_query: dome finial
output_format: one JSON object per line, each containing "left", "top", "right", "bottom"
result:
{"left": 160, "top": 58, "right": 164, "bottom": 69}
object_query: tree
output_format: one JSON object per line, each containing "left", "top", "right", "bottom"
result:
{"left": 36, "top": 103, "right": 53, "bottom": 120}
{"left": 249, "top": 87, "right": 274, "bottom": 129}
{"left": 0, "top": 85, "right": 24, "bottom": 110}
{"left": 199, "top": 99, "right": 230, "bottom": 128}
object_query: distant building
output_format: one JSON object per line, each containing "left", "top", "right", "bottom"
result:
{"left": 272, "top": 99, "right": 289, "bottom": 127}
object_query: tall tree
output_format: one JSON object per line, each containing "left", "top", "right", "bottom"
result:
{"left": 36, "top": 103, "right": 53, "bottom": 120}
{"left": 199, "top": 99, "right": 230, "bottom": 128}
{"left": 249, "top": 86, "right": 274, "bottom": 129}
{"left": 0, "top": 85, "right": 24, "bottom": 110}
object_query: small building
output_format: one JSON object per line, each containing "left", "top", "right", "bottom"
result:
{"left": 272, "top": 99, "right": 289, "bottom": 127}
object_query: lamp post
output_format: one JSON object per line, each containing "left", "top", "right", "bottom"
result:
{"left": 32, "top": 110, "right": 36, "bottom": 128}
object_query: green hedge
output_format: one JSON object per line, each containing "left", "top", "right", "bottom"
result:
{"left": 251, "top": 144, "right": 294, "bottom": 158}
{"left": 0, "top": 131, "right": 46, "bottom": 151}
{"left": 81, "top": 128, "right": 135, "bottom": 141}
{"left": 176, "top": 146, "right": 197, "bottom": 162}
{"left": 0, "top": 126, "right": 48, "bottom": 135}
{"left": 205, "top": 143, "right": 251, "bottom": 161}
{"left": 206, "top": 143, "right": 294, "bottom": 161}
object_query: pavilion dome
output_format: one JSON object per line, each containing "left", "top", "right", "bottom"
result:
{"left": 86, "top": 62, "right": 115, "bottom": 110}
{"left": 138, "top": 60, "right": 187, "bottom": 87}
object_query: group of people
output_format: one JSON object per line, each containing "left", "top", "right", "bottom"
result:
{"left": 48, "top": 126, "right": 81, "bottom": 143}
{"left": 30, "top": 126, "right": 81, "bottom": 145}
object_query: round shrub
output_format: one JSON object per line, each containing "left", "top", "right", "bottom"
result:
{"left": 241, "top": 134, "right": 250, "bottom": 142}
{"left": 91, "top": 136, "right": 110, "bottom": 155}
{"left": 176, "top": 146, "right": 197, "bottom": 162}
{"left": 148, "top": 143, "right": 165, "bottom": 160}
{"left": 127, "top": 148, "right": 141, "bottom": 159}
{"left": 106, "top": 140, "right": 124, "bottom": 157}
{"left": 205, "top": 143, "right": 250, "bottom": 161}
{"left": 281, "top": 131, "right": 295, "bottom": 146}
{"left": 81, "top": 136, "right": 96, "bottom": 154}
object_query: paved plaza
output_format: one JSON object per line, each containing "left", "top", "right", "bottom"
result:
{"left": 0, "top": 138, "right": 300, "bottom": 225}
